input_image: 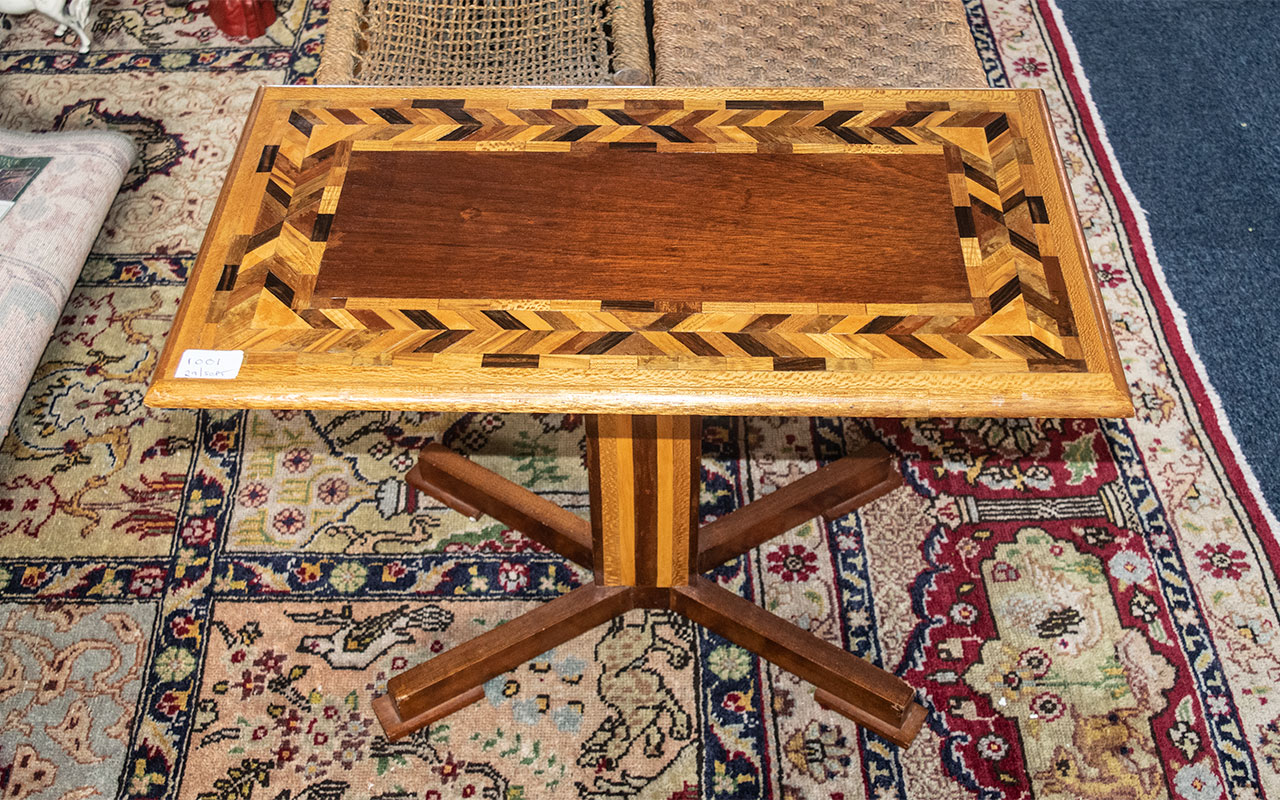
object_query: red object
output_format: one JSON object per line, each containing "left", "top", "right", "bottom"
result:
{"left": 207, "top": 0, "right": 276, "bottom": 38}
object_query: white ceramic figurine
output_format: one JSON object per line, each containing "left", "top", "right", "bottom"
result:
{"left": 0, "top": 0, "right": 92, "bottom": 53}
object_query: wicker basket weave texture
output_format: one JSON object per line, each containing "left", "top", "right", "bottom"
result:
{"left": 317, "top": 0, "right": 651, "bottom": 85}
{"left": 652, "top": 0, "right": 987, "bottom": 87}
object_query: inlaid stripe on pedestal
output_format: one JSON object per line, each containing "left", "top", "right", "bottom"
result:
{"left": 661, "top": 415, "right": 698, "bottom": 586}
{"left": 592, "top": 415, "right": 637, "bottom": 586}
{"left": 656, "top": 425, "right": 675, "bottom": 586}
{"left": 632, "top": 416, "right": 659, "bottom": 586}
{"left": 588, "top": 415, "right": 700, "bottom": 587}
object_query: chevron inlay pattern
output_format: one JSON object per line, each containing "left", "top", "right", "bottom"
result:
{"left": 201, "top": 93, "right": 1086, "bottom": 375}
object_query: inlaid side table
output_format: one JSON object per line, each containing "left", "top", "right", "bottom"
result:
{"left": 146, "top": 86, "right": 1131, "bottom": 749}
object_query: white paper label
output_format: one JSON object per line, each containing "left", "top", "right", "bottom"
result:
{"left": 175, "top": 349, "right": 244, "bottom": 380}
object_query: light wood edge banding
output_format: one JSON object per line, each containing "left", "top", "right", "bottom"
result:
{"left": 1021, "top": 90, "right": 1132, "bottom": 413}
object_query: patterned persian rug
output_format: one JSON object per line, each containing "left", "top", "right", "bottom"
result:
{"left": 1, "top": 1, "right": 1278, "bottom": 798}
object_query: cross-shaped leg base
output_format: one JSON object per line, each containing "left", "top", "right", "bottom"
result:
{"left": 373, "top": 416, "right": 925, "bottom": 748}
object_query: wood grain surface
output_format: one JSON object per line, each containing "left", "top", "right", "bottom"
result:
{"left": 670, "top": 575, "right": 925, "bottom": 743}
{"left": 697, "top": 441, "right": 901, "bottom": 571}
{"left": 378, "top": 414, "right": 922, "bottom": 744}
{"left": 386, "top": 581, "right": 631, "bottom": 722}
{"left": 588, "top": 415, "right": 700, "bottom": 586}
{"left": 144, "top": 86, "right": 1132, "bottom": 419}
{"left": 408, "top": 443, "right": 593, "bottom": 568}
{"left": 316, "top": 150, "right": 969, "bottom": 304}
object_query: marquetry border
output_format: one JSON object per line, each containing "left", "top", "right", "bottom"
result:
{"left": 202, "top": 94, "right": 1086, "bottom": 374}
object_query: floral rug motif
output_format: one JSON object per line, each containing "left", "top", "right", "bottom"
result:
{"left": 0, "top": 602, "right": 155, "bottom": 798}
{"left": 1, "top": 0, "right": 1278, "bottom": 798}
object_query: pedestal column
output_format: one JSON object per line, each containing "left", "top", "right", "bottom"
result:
{"left": 586, "top": 415, "right": 700, "bottom": 588}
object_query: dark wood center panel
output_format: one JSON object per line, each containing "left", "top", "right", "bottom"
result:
{"left": 316, "top": 150, "right": 970, "bottom": 304}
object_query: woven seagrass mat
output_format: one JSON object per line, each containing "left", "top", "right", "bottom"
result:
{"left": 1, "top": 1, "right": 1279, "bottom": 798}
{"left": 317, "top": 0, "right": 651, "bottom": 85}
{"left": 651, "top": 0, "right": 987, "bottom": 87}
{"left": 349, "top": 0, "right": 612, "bottom": 85}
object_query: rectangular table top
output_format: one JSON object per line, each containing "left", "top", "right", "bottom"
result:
{"left": 145, "top": 86, "right": 1132, "bottom": 418}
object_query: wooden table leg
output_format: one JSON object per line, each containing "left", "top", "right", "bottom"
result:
{"left": 379, "top": 416, "right": 924, "bottom": 748}
{"left": 671, "top": 576, "right": 926, "bottom": 748}
{"left": 374, "top": 582, "right": 633, "bottom": 740}
{"left": 696, "top": 441, "right": 902, "bottom": 572}
{"left": 408, "top": 443, "right": 593, "bottom": 569}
